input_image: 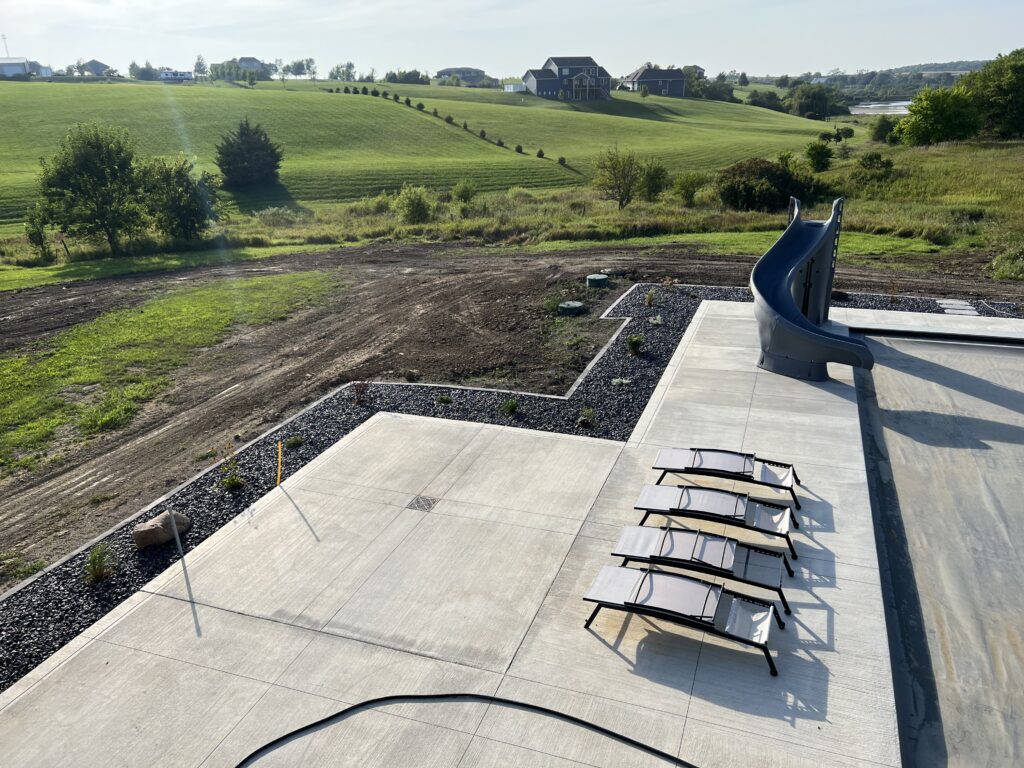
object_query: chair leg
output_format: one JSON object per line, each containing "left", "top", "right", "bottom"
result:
{"left": 790, "top": 487, "right": 801, "bottom": 510}
{"left": 656, "top": 470, "right": 668, "bottom": 485}
{"left": 777, "top": 589, "right": 792, "bottom": 616}
{"left": 789, "top": 507, "right": 800, "bottom": 529}
{"left": 772, "top": 604, "right": 786, "bottom": 630}
{"left": 782, "top": 555, "right": 795, "bottom": 577}
{"left": 763, "top": 645, "right": 778, "bottom": 676}
{"left": 785, "top": 534, "right": 798, "bottom": 560}
{"left": 584, "top": 605, "right": 602, "bottom": 629}
{"left": 639, "top": 511, "right": 651, "bottom": 526}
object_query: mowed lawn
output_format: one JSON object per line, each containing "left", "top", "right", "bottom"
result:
{"left": 0, "top": 80, "right": 821, "bottom": 223}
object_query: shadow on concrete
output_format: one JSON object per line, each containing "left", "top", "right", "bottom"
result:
{"left": 856, "top": 365, "right": 948, "bottom": 768}
{"left": 879, "top": 410, "right": 1024, "bottom": 449}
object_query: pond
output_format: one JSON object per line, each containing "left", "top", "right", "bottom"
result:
{"left": 849, "top": 100, "right": 911, "bottom": 115}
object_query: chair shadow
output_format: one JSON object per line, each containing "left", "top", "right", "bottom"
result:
{"left": 879, "top": 409, "right": 1024, "bottom": 448}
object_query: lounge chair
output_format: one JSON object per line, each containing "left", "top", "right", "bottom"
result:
{"left": 611, "top": 524, "right": 793, "bottom": 614}
{"left": 652, "top": 448, "right": 802, "bottom": 509}
{"left": 634, "top": 483, "right": 800, "bottom": 560}
{"left": 584, "top": 565, "right": 783, "bottom": 675}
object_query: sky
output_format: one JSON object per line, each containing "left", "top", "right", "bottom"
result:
{"left": 3, "top": 0, "right": 1022, "bottom": 78}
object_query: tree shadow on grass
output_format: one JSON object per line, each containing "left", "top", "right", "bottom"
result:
{"left": 228, "top": 181, "right": 311, "bottom": 216}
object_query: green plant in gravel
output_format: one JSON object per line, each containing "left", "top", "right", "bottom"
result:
{"left": 577, "top": 407, "right": 596, "bottom": 428}
{"left": 83, "top": 543, "right": 115, "bottom": 584}
{"left": 644, "top": 289, "right": 656, "bottom": 307}
{"left": 649, "top": 314, "right": 664, "bottom": 326}
{"left": 436, "top": 393, "right": 453, "bottom": 404}
{"left": 0, "top": 272, "right": 333, "bottom": 474}
{"left": 284, "top": 435, "right": 304, "bottom": 449}
{"left": 500, "top": 398, "right": 519, "bottom": 417}
{"left": 611, "top": 377, "right": 631, "bottom": 386}
{"left": 626, "top": 334, "right": 644, "bottom": 355}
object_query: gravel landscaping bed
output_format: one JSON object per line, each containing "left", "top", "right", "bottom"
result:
{"left": 0, "top": 282, "right": 1016, "bottom": 694}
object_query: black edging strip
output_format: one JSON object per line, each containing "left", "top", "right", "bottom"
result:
{"left": 233, "top": 692, "right": 699, "bottom": 767}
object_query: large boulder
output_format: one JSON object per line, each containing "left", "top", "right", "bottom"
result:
{"left": 132, "top": 511, "right": 192, "bottom": 550}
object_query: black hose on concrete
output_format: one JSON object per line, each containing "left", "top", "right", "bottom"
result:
{"left": 234, "top": 691, "right": 701, "bottom": 767}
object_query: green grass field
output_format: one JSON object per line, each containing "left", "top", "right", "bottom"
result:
{"left": 0, "top": 271, "right": 336, "bottom": 473}
{"left": 0, "top": 79, "right": 822, "bottom": 224}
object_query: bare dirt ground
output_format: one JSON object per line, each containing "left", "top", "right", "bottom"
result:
{"left": 1, "top": 241, "right": 1022, "bottom": 589}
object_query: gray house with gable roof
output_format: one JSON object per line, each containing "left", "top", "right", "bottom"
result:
{"left": 522, "top": 56, "right": 611, "bottom": 100}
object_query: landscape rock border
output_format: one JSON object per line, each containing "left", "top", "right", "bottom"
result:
{"left": 0, "top": 283, "right": 1018, "bottom": 693}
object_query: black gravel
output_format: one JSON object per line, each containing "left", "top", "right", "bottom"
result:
{"left": 0, "top": 283, "right": 1013, "bottom": 694}
{"left": 972, "top": 299, "right": 1022, "bottom": 318}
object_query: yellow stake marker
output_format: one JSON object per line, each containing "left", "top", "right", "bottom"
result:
{"left": 277, "top": 440, "right": 283, "bottom": 486}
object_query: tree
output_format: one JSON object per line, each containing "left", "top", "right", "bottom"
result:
{"left": 738, "top": 72, "right": 749, "bottom": 86}
{"left": 804, "top": 141, "right": 834, "bottom": 172}
{"left": 394, "top": 184, "right": 433, "bottom": 224}
{"left": 871, "top": 115, "right": 898, "bottom": 142}
{"left": 639, "top": 159, "right": 670, "bottom": 201}
{"left": 672, "top": 171, "right": 707, "bottom": 206}
{"left": 787, "top": 83, "right": 845, "bottom": 119}
{"left": 305, "top": 58, "right": 317, "bottom": 82}
{"left": 31, "top": 124, "right": 147, "bottom": 254}
{"left": 593, "top": 146, "right": 642, "bottom": 209}
{"left": 289, "top": 59, "right": 306, "bottom": 78}
{"left": 639, "top": 84, "right": 649, "bottom": 99}
{"left": 75, "top": 58, "right": 87, "bottom": 76}
{"left": 959, "top": 48, "right": 1024, "bottom": 137}
{"left": 215, "top": 118, "right": 284, "bottom": 187}
{"left": 274, "top": 59, "right": 286, "bottom": 84}
{"left": 140, "top": 156, "right": 218, "bottom": 240}
{"left": 328, "top": 64, "right": 345, "bottom": 80}
{"left": 281, "top": 63, "right": 293, "bottom": 81}
{"left": 746, "top": 90, "right": 786, "bottom": 112}
{"left": 775, "top": 74, "right": 790, "bottom": 88}
{"left": 716, "top": 157, "right": 816, "bottom": 212}
{"left": 898, "top": 86, "right": 981, "bottom": 146}
{"left": 194, "top": 55, "right": 207, "bottom": 79}
{"left": 246, "top": 70, "right": 257, "bottom": 88}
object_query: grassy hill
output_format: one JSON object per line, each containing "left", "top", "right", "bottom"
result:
{"left": 0, "top": 80, "right": 821, "bottom": 225}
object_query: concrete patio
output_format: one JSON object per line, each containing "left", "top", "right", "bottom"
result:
{"left": 0, "top": 300, "right": 913, "bottom": 767}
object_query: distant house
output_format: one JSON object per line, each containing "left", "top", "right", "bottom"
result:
{"left": 810, "top": 76, "right": 829, "bottom": 85}
{"left": 82, "top": 59, "right": 111, "bottom": 77}
{"left": 436, "top": 67, "right": 491, "bottom": 86}
{"left": 28, "top": 61, "right": 53, "bottom": 77}
{"left": 236, "top": 57, "right": 265, "bottom": 73}
{"left": 159, "top": 70, "right": 194, "bottom": 83}
{"left": 0, "top": 57, "right": 30, "bottom": 77}
{"left": 620, "top": 65, "right": 686, "bottom": 97}
{"left": 522, "top": 56, "right": 611, "bottom": 100}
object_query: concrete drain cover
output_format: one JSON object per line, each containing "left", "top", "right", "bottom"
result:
{"left": 407, "top": 495, "right": 439, "bottom": 512}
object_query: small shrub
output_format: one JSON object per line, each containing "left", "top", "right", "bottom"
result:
{"left": 500, "top": 398, "right": 519, "bottom": 417}
{"left": 452, "top": 178, "right": 478, "bottom": 203}
{"left": 537, "top": 148, "right": 545, "bottom": 158}
{"left": 577, "top": 407, "right": 596, "bottom": 428}
{"left": 673, "top": 171, "right": 707, "bottom": 206}
{"left": 416, "top": 102, "right": 425, "bottom": 111}
{"left": 370, "top": 88, "right": 380, "bottom": 97}
{"left": 818, "top": 130, "right": 835, "bottom": 143}
{"left": 496, "top": 138, "right": 505, "bottom": 147}
{"left": 352, "top": 381, "right": 370, "bottom": 404}
{"left": 394, "top": 184, "right": 433, "bottom": 224}
{"left": 626, "top": 334, "right": 644, "bottom": 355}
{"left": 444, "top": 114, "right": 454, "bottom": 124}
{"left": 805, "top": 141, "right": 834, "bottom": 172}
{"left": 343, "top": 86, "right": 350, "bottom": 93}
{"left": 405, "top": 96, "right": 412, "bottom": 106}
{"left": 432, "top": 107, "right": 439, "bottom": 117}
{"left": 836, "top": 143, "right": 853, "bottom": 159}
{"left": 644, "top": 289, "right": 656, "bottom": 307}
{"left": 222, "top": 472, "right": 245, "bottom": 492}
{"left": 436, "top": 393, "right": 453, "bottom": 405}
{"left": 859, "top": 152, "right": 894, "bottom": 172}
{"left": 639, "top": 159, "right": 670, "bottom": 202}
{"left": 648, "top": 314, "right": 664, "bottom": 326}
{"left": 717, "top": 157, "right": 819, "bottom": 212}
{"left": 361, "top": 86, "right": 368, "bottom": 95}
{"left": 611, "top": 377, "right": 632, "bottom": 387}
{"left": 393, "top": 93, "right": 400, "bottom": 102}
{"left": 83, "top": 544, "right": 115, "bottom": 585}
{"left": 404, "top": 370, "right": 421, "bottom": 382}
{"left": 479, "top": 129, "right": 487, "bottom": 139}
{"left": 515, "top": 144, "right": 524, "bottom": 154}
{"left": 558, "top": 156, "right": 566, "bottom": 165}
{"left": 284, "top": 435, "right": 304, "bottom": 449}
{"left": 382, "top": 90, "right": 389, "bottom": 98}
{"left": 462, "top": 120, "right": 469, "bottom": 130}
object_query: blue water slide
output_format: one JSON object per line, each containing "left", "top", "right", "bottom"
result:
{"left": 749, "top": 198, "right": 874, "bottom": 381}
